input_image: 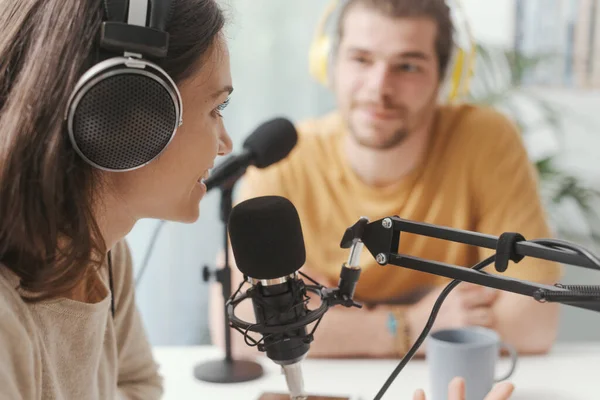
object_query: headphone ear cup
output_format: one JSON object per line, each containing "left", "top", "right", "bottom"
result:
{"left": 308, "top": 35, "right": 332, "bottom": 87}
{"left": 443, "top": 0, "right": 476, "bottom": 103}
{"left": 309, "top": 0, "right": 342, "bottom": 88}
{"left": 66, "top": 58, "right": 182, "bottom": 171}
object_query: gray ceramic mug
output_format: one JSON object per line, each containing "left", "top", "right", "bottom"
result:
{"left": 427, "top": 326, "right": 518, "bottom": 400}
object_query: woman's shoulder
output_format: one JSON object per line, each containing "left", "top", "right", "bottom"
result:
{"left": 0, "top": 266, "right": 37, "bottom": 341}
{"left": 0, "top": 265, "right": 26, "bottom": 310}
{"left": 0, "top": 266, "right": 42, "bottom": 397}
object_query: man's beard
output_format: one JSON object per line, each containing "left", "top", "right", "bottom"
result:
{"left": 348, "top": 122, "right": 410, "bottom": 150}
{"left": 347, "top": 94, "right": 437, "bottom": 150}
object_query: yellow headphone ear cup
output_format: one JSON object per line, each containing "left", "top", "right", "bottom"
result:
{"left": 444, "top": 0, "right": 476, "bottom": 103}
{"left": 308, "top": 35, "right": 332, "bottom": 87}
{"left": 309, "top": 0, "right": 340, "bottom": 88}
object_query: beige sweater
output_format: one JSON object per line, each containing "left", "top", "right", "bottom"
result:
{"left": 0, "top": 240, "right": 163, "bottom": 400}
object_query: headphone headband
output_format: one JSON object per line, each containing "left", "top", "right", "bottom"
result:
{"left": 103, "top": 0, "right": 173, "bottom": 30}
{"left": 100, "top": 0, "right": 172, "bottom": 59}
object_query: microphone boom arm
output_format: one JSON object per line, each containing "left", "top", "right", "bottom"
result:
{"left": 345, "top": 216, "right": 600, "bottom": 313}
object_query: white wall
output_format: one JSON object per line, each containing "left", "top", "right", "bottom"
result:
{"left": 128, "top": 0, "right": 600, "bottom": 345}
{"left": 461, "top": 0, "right": 516, "bottom": 47}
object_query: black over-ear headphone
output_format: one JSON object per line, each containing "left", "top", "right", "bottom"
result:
{"left": 65, "top": 0, "right": 182, "bottom": 172}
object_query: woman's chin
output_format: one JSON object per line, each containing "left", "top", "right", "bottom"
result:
{"left": 155, "top": 201, "right": 202, "bottom": 224}
{"left": 167, "top": 209, "right": 200, "bottom": 224}
{"left": 180, "top": 202, "right": 202, "bottom": 224}
{"left": 145, "top": 186, "right": 206, "bottom": 224}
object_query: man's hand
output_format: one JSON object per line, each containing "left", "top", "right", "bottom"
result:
{"left": 407, "top": 283, "right": 499, "bottom": 341}
{"left": 412, "top": 377, "right": 514, "bottom": 400}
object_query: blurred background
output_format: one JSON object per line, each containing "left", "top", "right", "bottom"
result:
{"left": 127, "top": 0, "right": 600, "bottom": 346}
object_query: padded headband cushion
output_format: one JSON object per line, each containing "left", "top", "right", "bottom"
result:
{"left": 103, "top": 0, "right": 173, "bottom": 30}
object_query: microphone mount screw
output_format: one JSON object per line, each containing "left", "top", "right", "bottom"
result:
{"left": 382, "top": 218, "right": 392, "bottom": 229}
{"left": 376, "top": 253, "right": 388, "bottom": 265}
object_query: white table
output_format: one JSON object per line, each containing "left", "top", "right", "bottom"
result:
{"left": 152, "top": 344, "right": 600, "bottom": 399}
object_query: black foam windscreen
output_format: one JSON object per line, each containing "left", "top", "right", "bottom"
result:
{"left": 229, "top": 196, "right": 306, "bottom": 280}
{"left": 70, "top": 72, "right": 177, "bottom": 170}
{"left": 243, "top": 118, "right": 297, "bottom": 169}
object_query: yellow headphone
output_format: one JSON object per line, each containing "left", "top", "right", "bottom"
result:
{"left": 308, "top": 0, "right": 477, "bottom": 103}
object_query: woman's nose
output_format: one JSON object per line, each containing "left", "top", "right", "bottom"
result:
{"left": 218, "top": 127, "right": 233, "bottom": 156}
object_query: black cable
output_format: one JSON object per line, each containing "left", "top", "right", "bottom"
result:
{"left": 134, "top": 220, "right": 167, "bottom": 288}
{"left": 529, "top": 238, "right": 600, "bottom": 270}
{"left": 373, "top": 255, "right": 496, "bottom": 400}
{"left": 108, "top": 250, "right": 115, "bottom": 318}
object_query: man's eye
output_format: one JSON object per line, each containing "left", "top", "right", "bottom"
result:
{"left": 396, "top": 63, "right": 420, "bottom": 72}
{"left": 351, "top": 56, "right": 369, "bottom": 64}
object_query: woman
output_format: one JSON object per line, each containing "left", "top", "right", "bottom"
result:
{"left": 0, "top": 0, "right": 232, "bottom": 398}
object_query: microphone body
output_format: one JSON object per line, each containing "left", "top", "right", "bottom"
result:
{"left": 249, "top": 277, "right": 310, "bottom": 366}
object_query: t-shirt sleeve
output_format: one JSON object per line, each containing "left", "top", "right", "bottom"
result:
{"left": 469, "top": 111, "right": 563, "bottom": 283}
{"left": 111, "top": 240, "right": 163, "bottom": 400}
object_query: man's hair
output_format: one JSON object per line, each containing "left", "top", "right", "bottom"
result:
{"left": 335, "top": 0, "right": 455, "bottom": 79}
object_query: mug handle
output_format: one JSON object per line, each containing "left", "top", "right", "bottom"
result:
{"left": 494, "top": 341, "right": 518, "bottom": 382}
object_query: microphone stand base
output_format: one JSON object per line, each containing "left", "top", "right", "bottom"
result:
{"left": 193, "top": 358, "right": 264, "bottom": 383}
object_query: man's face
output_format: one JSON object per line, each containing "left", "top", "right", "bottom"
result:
{"left": 332, "top": 7, "right": 441, "bottom": 150}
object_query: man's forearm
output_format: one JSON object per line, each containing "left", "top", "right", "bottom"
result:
{"left": 493, "top": 292, "right": 560, "bottom": 354}
{"left": 306, "top": 305, "right": 399, "bottom": 359}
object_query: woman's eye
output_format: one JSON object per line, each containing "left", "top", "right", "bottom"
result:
{"left": 213, "top": 97, "right": 230, "bottom": 118}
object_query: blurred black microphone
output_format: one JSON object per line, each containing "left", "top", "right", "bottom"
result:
{"left": 204, "top": 118, "right": 297, "bottom": 191}
{"left": 228, "top": 196, "right": 311, "bottom": 399}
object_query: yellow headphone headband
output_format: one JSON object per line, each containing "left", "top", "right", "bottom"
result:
{"left": 307, "top": 0, "right": 476, "bottom": 103}
{"left": 446, "top": 0, "right": 476, "bottom": 101}
{"left": 308, "top": 0, "right": 341, "bottom": 87}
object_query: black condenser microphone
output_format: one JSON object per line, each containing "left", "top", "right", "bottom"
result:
{"left": 228, "top": 196, "right": 310, "bottom": 399}
{"left": 204, "top": 118, "right": 297, "bottom": 191}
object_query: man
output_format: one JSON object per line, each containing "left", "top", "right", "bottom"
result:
{"left": 210, "top": 0, "right": 561, "bottom": 359}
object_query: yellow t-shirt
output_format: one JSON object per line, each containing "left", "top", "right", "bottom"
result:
{"left": 237, "top": 104, "right": 562, "bottom": 303}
